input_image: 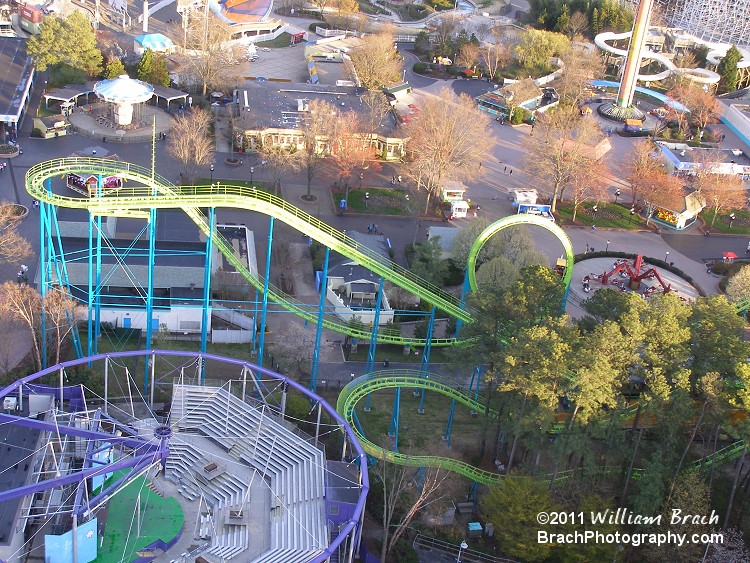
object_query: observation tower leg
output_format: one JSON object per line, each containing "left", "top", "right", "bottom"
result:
{"left": 87, "top": 203, "right": 94, "bottom": 359}
{"left": 144, "top": 207, "right": 157, "bottom": 393}
{"left": 364, "top": 278, "right": 384, "bottom": 412}
{"left": 200, "top": 207, "right": 215, "bottom": 356}
{"left": 258, "top": 217, "right": 274, "bottom": 368}
{"left": 417, "top": 306, "right": 436, "bottom": 414}
{"left": 310, "top": 247, "right": 330, "bottom": 393}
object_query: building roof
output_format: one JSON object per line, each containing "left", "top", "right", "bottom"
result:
{"left": 499, "top": 78, "right": 542, "bottom": 105}
{"left": 44, "top": 81, "right": 97, "bottom": 104}
{"left": 94, "top": 75, "right": 154, "bottom": 104}
{"left": 328, "top": 231, "right": 390, "bottom": 283}
{"left": 238, "top": 82, "right": 402, "bottom": 137}
{"left": 0, "top": 404, "right": 42, "bottom": 546}
{"left": 134, "top": 33, "right": 175, "bottom": 51}
{"left": 0, "top": 37, "right": 34, "bottom": 123}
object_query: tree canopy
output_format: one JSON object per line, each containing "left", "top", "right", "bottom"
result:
{"left": 27, "top": 12, "right": 103, "bottom": 75}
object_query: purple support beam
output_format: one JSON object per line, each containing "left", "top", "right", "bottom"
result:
{"left": 0, "top": 445, "right": 165, "bottom": 504}
{"left": 0, "top": 413, "right": 160, "bottom": 451}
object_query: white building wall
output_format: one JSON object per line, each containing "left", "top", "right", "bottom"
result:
{"left": 98, "top": 306, "right": 208, "bottom": 333}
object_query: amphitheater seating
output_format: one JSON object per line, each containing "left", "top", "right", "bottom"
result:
{"left": 170, "top": 384, "right": 327, "bottom": 562}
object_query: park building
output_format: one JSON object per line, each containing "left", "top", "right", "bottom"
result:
{"left": 41, "top": 204, "right": 259, "bottom": 344}
{"left": 656, "top": 141, "right": 750, "bottom": 178}
{"left": 0, "top": 37, "right": 35, "bottom": 140}
{"left": 235, "top": 81, "right": 406, "bottom": 160}
{"left": 176, "top": 0, "right": 287, "bottom": 44}
{"left": 323, "top": 230, "right": 395, "bottom": 326}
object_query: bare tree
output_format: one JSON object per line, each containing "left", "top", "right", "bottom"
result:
{"left": 522, "top": 105, "right": 607, "bottom": 212}
{"left": 569, "top": 159, "right": 610, "bottom": 222}
{"left": 556, "top": 46, "right": 605, "bottom": 105}
{"left": 376, "top": 450, "right": 449, "bottom": 562}
{"left": 0, "top": 283, "right": 42, "bottom": 371}
{"left": 432, "top": 18, "right": 458, "bottom": 47}
{"left": 167, "top": 108, "right": 215, "bottom": 184}
{"left": 329, "top": 110, "right": 380, "bottom": 198}
{"left": 179, "top": 9, "right": 244, "bottom": 95}
{"left": 457, "top": 42, "right": 480, "bottom": 69}
{"left": 0, "top": 202, "right": 32, "bottom": 265}
{"left": 42, "top": 288, "right": 85, "bottom": 366}
{"left": 256, "top": 144, "right": 303, "bottom": 196}
{"left": 692, "top": 156, "right": 746, "bottom": 226}
{"left": 360, "top": 90, "right": 392, "bottom": 136}
{"left": 405, "top": 88, "right": 495, "bottom": 213}
{"left": 300, "top": 99, "right": 338, "bottom": 200}
{"left": 349, "top": 30, "right": 403, "bottom": 90}
{"left": 564, "top": 11, "right": 589, "bottom": 38}
{"left": 474, "top": 22, "right": 492, "bottom": 42}
{"left": 480, "top": 43, "right": 511, "bottom": 81}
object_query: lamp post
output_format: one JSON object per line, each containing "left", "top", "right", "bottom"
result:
{"left": 630, "top": 207, "right": 635, "bottom": 224}
{"left": 457, "top": 540, "right": 468, "bottom": 562}
{"left": 606, "top": 240, "right": 610, "bottom": 252}
{"left": 365, "top": 191, "right": 370, "bottom": 208}
{"left": 250, "top": 166, "right": 254, "bottom": 185}
{"left": 614, "top": 188, "right": 621, "bottom": 205}
{"left": 665, "top": 251, "right": 670, "bottom": 263}
{"left": 592, "top": 204, "right": 598, "bottom": 225}
{"left": 210, "top": 164, "right": 214, "bottom": 183}
{"left": 729, "top": 213, "right": 736, "bottom": 229}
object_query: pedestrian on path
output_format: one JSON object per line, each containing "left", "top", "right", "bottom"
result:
{"left": 746, "top": 240, "right": 750, "bottom": 254}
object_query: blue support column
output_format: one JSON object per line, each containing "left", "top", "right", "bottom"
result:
{"left": 39, "top": 183, "right": 48, "bottom": 369}
{"left": 417, "top": 306, "right": 436, "bottom": 414}
{"left": 468, "top": 365, "right": 482, "bottom": 415}
{"left": 87, "top": 205, "right": 94, "bottom": 359}
{"left": 364, "top": 278, "right": 384, "bottom": 412}
{"left": 416, "top": 467, "right": 425, "bottom": 491}
{"left": 388, "top": 387, "right": 401, "bottom": 453}
{"left": 94, "top": 175, "right": 103, "bottom": 356}
{"left": 143, "top": 206, "right": 157, "bottom": 393}
{"left": 455, "top": 269, "right": 471, "bottom": 336}
{"left": 252, "top": 289, "right": 259, "bottom": 353}
{"left": 200, "top": 207, "right": 215, "bottom": 361}
{"left": 310, "top": 248, "right": 330, "bottom": 393}
{"left": 258, "top": 216, "right": 274, "bottom": 367}
{"left": 442, "top": 399, "right": 456, "bottom": 448}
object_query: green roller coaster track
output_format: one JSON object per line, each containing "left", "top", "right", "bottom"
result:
{"left": 26, "top": 158, "right": 467, "bottom": 347}
{"left": 337, "top": 370, "right": 748, "bottom": 486}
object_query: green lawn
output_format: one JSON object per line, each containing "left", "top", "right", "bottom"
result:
{"left": 98, "top": 472, "right": 183, "bottom": 563}
{"left": 256, "top": 32, "right": 293, "bottom": 49}
{"left": 333, "top": 187, "right": 413, "bottom": 216}
{"left": 556, "top": 202, "right": 645, "bottom": 230}
{"left": 702, "top": 208, "right": 750, "bottom": 235}
{"left": 354, "top": 383, "right": 492, "bottom": 455}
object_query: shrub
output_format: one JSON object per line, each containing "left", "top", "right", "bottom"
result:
{"left": 0, "top": 144, "right": 17, "bottom": 155}
{"left": 310, "top": 22, "right": 329, "bottom": 31}
{"left": 31, "top": 128, "right": 43, "bottom": 138}
{"left": 510, "top": 108, "right": 524, "bottom": 125}
{"left": 413, "top": 62, "right": 428, "bottom": 73}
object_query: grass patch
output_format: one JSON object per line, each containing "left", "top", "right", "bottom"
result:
{"left": 196, "top": 177, "right": 273, "bottom": 194}
{"left": 333, "top": 187, "right": 413, "bottom": 215}
{"left": 358, "top": 0, "right": 389, "bottom": 14}
{"left": 702, "top": 208, "right": 750, "bottom": 235}
{"left": 354, "top": 385, "right": 493, "bottom": 457}
{"left": 36, "top": 105, "right": 60, "bottom": 118}
{"left": 556, "top": 202, "right": 645, "bottom": 230}
{"left": 256, "top": 32, "right": 294, "bottom": 49}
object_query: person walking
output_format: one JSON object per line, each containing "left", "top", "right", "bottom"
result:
{"left": 746, "top": 240, "right": 750, "bottom": 254}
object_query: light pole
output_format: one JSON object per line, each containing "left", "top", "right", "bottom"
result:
{"left": 606, "top": 240, "right": 610, "bottom": 252}
{"left": 210, "top": 164, "right": 214, "bottom": 183}
{"left": 250, "top": 166, "right": 254, "bottom": 185}
{"left": 365, "top": 191, "right": 370, "bottom": 208}
{"left": 630, "top": 207, "right": 635, "bottom": 225}
{"left": 614, "top": 188, "right": 621, "bottom": 205}
{"left": 729, "top": 213, "right": 736, "bottom": 229}
{"left": 665, "top": 251, "right": 670, "bottom": 263}
{"left": 457, "top": 540, "right": 468, "bottom": 562}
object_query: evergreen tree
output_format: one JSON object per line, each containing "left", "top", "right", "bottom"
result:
{"left": 103, "top": 56, "right": 126, "bottom": 79}
{"left": 554, "top": 4, "right": 570, "bottom": 33}
{"left": 718, "top": 45, "right": 741, "bottom": 93}
{"left": 136, "top": 49, "right": 154, "bottom": 83}
{"left": 150, "top": 53, "right": 171, "bottom": 87}
{"left": 27, "top": 12, "right": 102, "bottom": 75}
